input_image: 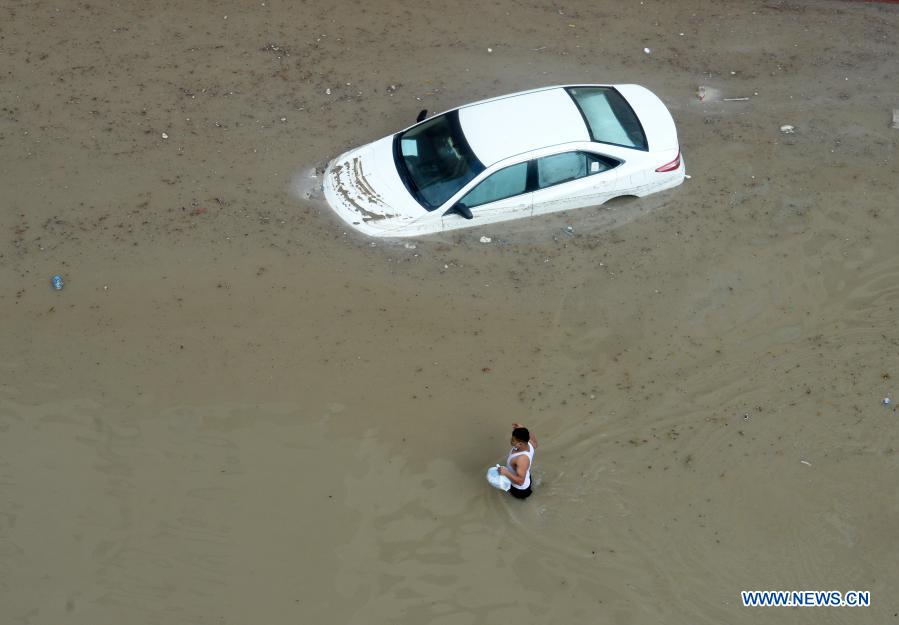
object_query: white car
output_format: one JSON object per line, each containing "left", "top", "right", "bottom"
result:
{"left": 323, "top": 84, "right": 684, "bottom": 237}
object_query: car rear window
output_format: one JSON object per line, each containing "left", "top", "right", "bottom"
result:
{"left": 566, "top": 87, "right": 648, "bottom": 151}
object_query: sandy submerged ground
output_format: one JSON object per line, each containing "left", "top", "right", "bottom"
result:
{"left": 2, "top": 0, "right": 899, "bottom": 623}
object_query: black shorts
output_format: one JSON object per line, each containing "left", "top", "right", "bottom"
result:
{"left": 509, "top": 485, "right": 532, "bottom": 499}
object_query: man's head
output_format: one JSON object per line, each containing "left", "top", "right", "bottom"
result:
{"left": 511, "top": 427, "right": 530, "bottom": 448}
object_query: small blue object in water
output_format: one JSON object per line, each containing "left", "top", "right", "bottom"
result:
{"left": 486, "top": 466, "right": 511, "bottom": 491}
{"left": 51, "top": 275, "right": 64, "bottom": 290}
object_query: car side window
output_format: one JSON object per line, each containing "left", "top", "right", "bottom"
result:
{"left": 536, "top": 152, "right": 616, "bottom": 189}
{"left": 458, "top": 162, "right": 528, "bottom": 208}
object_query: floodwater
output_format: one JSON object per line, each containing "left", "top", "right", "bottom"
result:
{"left": 2, "top": 1, "right": 898, "bottom": 623}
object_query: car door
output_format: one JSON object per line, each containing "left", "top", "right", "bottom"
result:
{"left": 440, "top": 161, "right": 532, "bottom": 231}
{"left": 530, "top": 151, "right": 623, "bottom": 217}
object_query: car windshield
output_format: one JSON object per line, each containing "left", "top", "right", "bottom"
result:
{"left": 394, "top": 110, "right": 485, "bottom": 210}
{"left": 566, "top": 87, "right": 648, "bottom": 151}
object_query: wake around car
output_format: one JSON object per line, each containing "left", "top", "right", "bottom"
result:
{"left": 323, "top": 84, "right": 684, "bottom": 238}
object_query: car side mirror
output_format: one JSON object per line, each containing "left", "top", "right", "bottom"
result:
{"left": 416, "top": 109, "right": 428, "bottom": 123}
{"left": 444, "top": 202, "right": 473, "bottom": 220}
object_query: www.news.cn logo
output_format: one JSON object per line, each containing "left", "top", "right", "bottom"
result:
{"left": 741, "top": 590, "right": 870, "bottom": 608}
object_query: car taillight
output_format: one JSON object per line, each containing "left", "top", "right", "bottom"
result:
{"left": 655, "top": 150, "right": 681, "bottom": 172}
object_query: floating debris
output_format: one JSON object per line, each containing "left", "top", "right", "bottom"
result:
{"left": 696, "top": 85, "right": 722, "bottom": 102}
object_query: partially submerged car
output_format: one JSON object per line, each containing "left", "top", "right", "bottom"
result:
{"left": 323, "top": 84, "right": 684, "bottom": 237}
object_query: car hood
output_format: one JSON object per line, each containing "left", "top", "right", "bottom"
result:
{"left": 323, "top": 136, "right": 426, "bottom": 236}
{"left": 615, "top": 84, "right": 679, "bottom": 152}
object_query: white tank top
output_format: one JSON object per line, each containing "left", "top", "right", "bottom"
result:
{"left": 506, "top": 441, "right": 534, "bottom": 490}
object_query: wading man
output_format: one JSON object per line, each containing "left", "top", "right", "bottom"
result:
{"left": 498, "top": 423, "right": 538, "bottom": 499}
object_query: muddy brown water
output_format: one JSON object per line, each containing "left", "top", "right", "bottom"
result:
{"left": 2, "top": 1, "right": 898, "bottom": 623}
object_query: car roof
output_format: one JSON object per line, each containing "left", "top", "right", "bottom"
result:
{"left": 457, "top": 87, "right": 590, "bottom": 166}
